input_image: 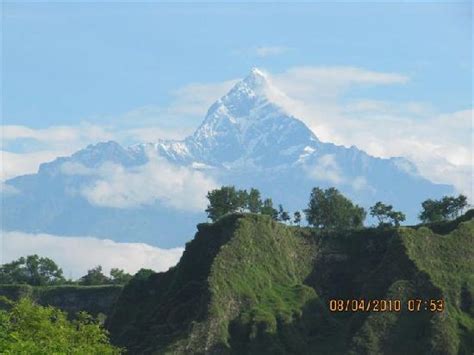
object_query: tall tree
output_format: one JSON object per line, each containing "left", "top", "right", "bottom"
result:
{"left": 247, "top": 188, "right": 262, "bottom": 213}
{"left": 278, "top": 204, "right": 290, "bottom": 223}
{"left": 419, "top": 194, "right": 468, "bottom": 223}
{"left": 261, "top": 198, "right": 278, "bottom": 220}
{"left": 78, "top": 266, "right": 110, "bottom": 286}
{"left": 369, "top": 202, "right": 406, "bottom": 227}
{"left": 110, "top": 268, "right": 132, "bottom": 285}
{"left": 304, "top": 187, "right": 366, "bottom": 230}
{"left": 293, "top": 211, "right": 302, "bottom": 226}
{"left": 419, "top": 199, "right": 444, "bottom": 223}
{"left": 0, "top": 255, "right": 65, "bottom": 286}
{"left": 205, "top": 186, "right": 243, "bottom": 222}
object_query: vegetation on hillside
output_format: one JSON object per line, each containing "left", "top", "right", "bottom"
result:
{"left": 0, "top": 256, "right": 132, "bottom": 287}
{"left": 106, "top": 209, "right": 474, "bottom": 354}
{"left": 304, "top": 187, "right": 366, "bottom": 230}
{"left": 206, "top": 186, "right": 280, "bottom": 222}
{"left": 369, "top": 201, "right": 406, "bottom": 227}
{"left": 0, "top": 255, "right": 65, "bottom": 286}
{"left": 1, "top": 184, "right": 471, "bottom": 354}
{"left": 419, "top": 194, "right": 468, "bottom": 223}
{"left": 0, "top": 296, "right": 121, "bottom": 354}
{"left": 207, "top": 186, "right": 468, "bottom": 230}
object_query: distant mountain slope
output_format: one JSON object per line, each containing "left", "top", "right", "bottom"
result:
{"left": 107, "top": 212, "right": 474, "bottom": 354}
{"left": 1, "top": 69, "right": 453, "bottom": 246}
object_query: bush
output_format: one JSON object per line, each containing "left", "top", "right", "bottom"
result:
{"left": 0, "top": 297, "right": 121, "bottom": 353}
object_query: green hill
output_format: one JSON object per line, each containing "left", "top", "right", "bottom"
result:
{"left": 107, "top": 212, "right": 474, "bottom": 354}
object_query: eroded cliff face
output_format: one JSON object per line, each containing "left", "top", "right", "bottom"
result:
{"left": 106, "top": 212, "right": 474, "bottom": 355}
{"left": 0, "top": 284, "right": 122, "bottom": 318}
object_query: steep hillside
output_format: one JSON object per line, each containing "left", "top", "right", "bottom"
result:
{"left": 107, "top": 212, "right": 474, "bottom": 354}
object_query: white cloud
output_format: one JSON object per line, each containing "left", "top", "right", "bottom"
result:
{"left": 1, "top": 123, "right": 113, "bottom": 148}
{"left": 255, "top": 46, "right": 289, "bottom": 57}
{"left": 59, "top": 161, "right": 96, "bottom": 176}
{"left": 169, "top": 79, "right": 238, "bottom": 116}
{"left": 1, "top": 150, "right": 65, "bottom": 181}
{"left": 0, "top": 230, "right": 183, "bottom": 279}
{"left": 0, "top": 182, "right": 19, "bottom": 195}
{"left": 271, "top": 66, "right": 409, "bottom": 100}
{"left": 1, "top": 123, "right": 114, "bottom": 181}
{"left": 232, "top": 46, "right": 289, "bottom": 58}
{"left": 306, "top": 154, "right": 344, "bottom": 184}
{"left": 76, "top": 153, "right": 218, "bottom": 211}
{"left": 351, "top": 176, "right": 375, "bottom": 194}
{"left": 263, "top": 66, "right": 472, "bottom": 198}
{"left": 115, "top": 79, "right": 238, "bottom": 142}
{"left": 0, "top": 79, "right": 236, "bottom": 181}
{"left": 305, "top": 155, "right": 376, "bottom": 194}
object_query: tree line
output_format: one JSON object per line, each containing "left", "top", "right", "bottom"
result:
{"left": 0, "top": 255, "right": 132, "bottom": 287}
{"left": 205, "top": 185, "right": 469, "bottom": 230}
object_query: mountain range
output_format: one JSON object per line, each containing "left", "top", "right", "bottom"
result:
{"left": 1, "top": 68, "right": 453, "bottom": 247}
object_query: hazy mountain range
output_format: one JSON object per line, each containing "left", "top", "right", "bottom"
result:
{"left": 1, "top": 69, "right": 453, "bottom": 247}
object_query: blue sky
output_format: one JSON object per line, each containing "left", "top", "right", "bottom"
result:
{"left": 3, "top": 2, "right": 472, "bottom": 127}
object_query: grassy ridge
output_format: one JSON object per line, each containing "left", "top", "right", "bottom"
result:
{"left": 107, "top": 212, "right": 474, "bottom": 354}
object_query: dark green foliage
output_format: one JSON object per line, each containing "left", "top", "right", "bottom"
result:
{"left": 304, "top": 187, "right": 366, "bottom": 230}
{"left": 109, "top": 269, "right": 132, "bottom": 285}
{"left": 206, "top": 186, "right": 244, "bottom": 221}
{"left": 206, "top": 186, "right": 283, "bottom": 221}
{"left": 278, "top": 204, "right": 291, "bottom": 223}
{"left": 247, "top": 188, "right": 263, "bottom": 213}
{"left": 419, "top": 194, "right": 468, "bottom": 223}
{"left": 260, "top": 198, "right": 278, "bottom": 220}
{"left": 76, "top": 267, "right": 131, "bottom": 286}
{"left": 78, "top": 266, "right": 111, "bottom": 286}
{"left": 293, "top": 211, "right": 302, "bottom": 225}
{"left": 370, "top": 201, "right": 406, "bottom": 227}
{"left": 0, "top": 284, "right": 123, "bottom": 318}
{"left": 0, "top": 256, "right": 133, "bottom": 286}
{"left": 0, "top": 297, "right": 121, "bottom": 353}
{"left": 0, "top": 255, "right": 65, "bottom": 286}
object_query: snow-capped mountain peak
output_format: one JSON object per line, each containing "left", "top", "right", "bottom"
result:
{"left": 205, "top": 67, "right": 275, "bottom": 120}
{"left": 240, "top": 67, "right": 270, "bottom": 94}
{"left": 178, "top": 68, "right": 318, "bottom": 165}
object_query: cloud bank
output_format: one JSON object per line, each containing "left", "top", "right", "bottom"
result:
{"left": 1, "top": 79, "right": 236, "bottom": 182}
{"left": 305, "top": 154, "right": 375, "bottom": 194}
{"left": 1, "top": 230, "right": 184, "bottom": 279}
{"left": 61, "top": 154, "right": 218, "bottom": 211}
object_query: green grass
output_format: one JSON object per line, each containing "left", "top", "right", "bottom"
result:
{"left": 106, "top": 211, "right": 474, "bottom": 354}
{"left": 401, "top": 220, "right": 474, "bottom": 354}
